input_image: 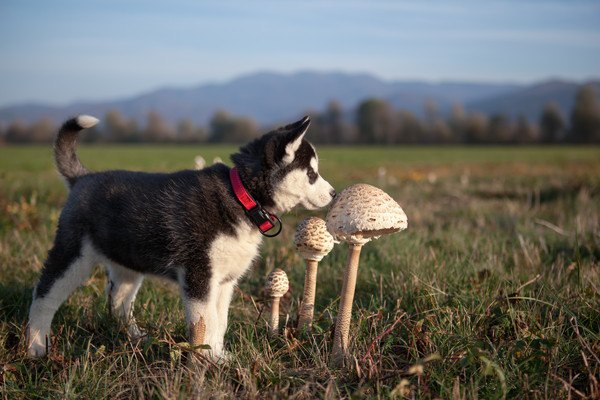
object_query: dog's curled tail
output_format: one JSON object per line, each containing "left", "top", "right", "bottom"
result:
{"left": 55, "top": 115, "right": 99, "bottom": 186}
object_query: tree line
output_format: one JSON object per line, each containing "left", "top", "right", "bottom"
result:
{"left": 1, "top": 84, "right": 599, "bottom": 145}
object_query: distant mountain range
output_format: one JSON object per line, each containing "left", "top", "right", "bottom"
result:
{"left": 0, "top": 71, "right": 598, "bottom": 126}
{"left": 467, "top": 79, "right": 600, "bottom": 120}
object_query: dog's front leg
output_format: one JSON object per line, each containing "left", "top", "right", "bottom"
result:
{"left": 215, "top": 280, "right": 236, "bottom": 355}
{"left": 181, "top": 276, "right": 223, "bottom": 360}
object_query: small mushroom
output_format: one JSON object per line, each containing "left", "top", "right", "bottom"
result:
{"left": 194, "top": 155, "right": 206, "bottom": 170}
{"left": 326, "top": 183, "right": 408, "bottom": 366}
{"left": 265, "top": 269, "right": 289, "bottom": 336}
{"left": 294, "top": 217, "right": 335, "bottom": 331}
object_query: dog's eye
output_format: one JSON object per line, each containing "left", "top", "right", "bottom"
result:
{"left": 307, "top": 170, "right": 318, "bottom": 184}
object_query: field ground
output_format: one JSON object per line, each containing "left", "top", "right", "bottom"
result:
{"left": 0, "top": 145, "right": 599, "bottom": 399}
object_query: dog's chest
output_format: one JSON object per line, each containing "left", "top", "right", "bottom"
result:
{"left": 208, "top": 223, "right": 263, "bottom": 283}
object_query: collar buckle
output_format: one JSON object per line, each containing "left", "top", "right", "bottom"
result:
{"left": 246, "top": 206, "right": 282, "bottom": 237}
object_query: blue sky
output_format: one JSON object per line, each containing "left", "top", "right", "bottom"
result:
{"left": 1, "top": 0, "right": 599, "bottom": 107}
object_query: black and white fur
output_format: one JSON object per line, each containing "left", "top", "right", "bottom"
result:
{"left": 26, "top": 115, "right": 335, "bottom": 358}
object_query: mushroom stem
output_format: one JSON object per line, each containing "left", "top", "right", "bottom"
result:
{"left": 269, "top": 296, "right": 281, "bottom": 336}
{"left": 330, "top": 243, "right": 363, "bottom": 366}
{"left": 297, "top": 259, "right": 319, "bottom": 331}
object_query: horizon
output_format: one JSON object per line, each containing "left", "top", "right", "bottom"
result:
{"left": 0, "top": 69, "right": 600, "bottom": 108}
{"left": 2, "top": 0, "right": 599, "bottom": 107}
{"left": 4, "top": 69, "right": 600, "bottom": 108}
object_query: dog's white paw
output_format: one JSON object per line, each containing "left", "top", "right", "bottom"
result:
{"left": 188, "top": 348, "right": 232, "bottom": 367}
{"left": 26, "top": 326, "right": 50, "bottom": 358}
{"left": 127, "top": 323, "right": 147, "bottom": 340}
{"left": 27, "top": 344, "right": 48, "bottom": 358}
{"left": 212, "top": 349, "right": 233, "bottom": 365}
{"left": 27, "top": 337, "right": 48, "bottom": 358}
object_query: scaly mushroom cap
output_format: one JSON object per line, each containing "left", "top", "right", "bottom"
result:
{"left": 265, "top": 268, "right": 289, "bottom": 298}
{"left": 326, "top": 183, "right": 408, "bottom": 245}
{"left": 294, "top": 217, "right": 335, "bottom": 261}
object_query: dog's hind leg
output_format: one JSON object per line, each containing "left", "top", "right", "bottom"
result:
{"left": 27, "top": 237, "right": 97, "bottom": 357}
{"left": 106, "top": 263, "right": 145, "bottom": 339}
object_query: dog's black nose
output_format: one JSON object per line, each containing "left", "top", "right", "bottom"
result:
{"left": 330, "top": 189, "right": 337, "bottom": 198}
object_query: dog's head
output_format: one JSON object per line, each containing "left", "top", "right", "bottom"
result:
{"left": 231, "top": 116, "right": 335, "bottom": 213}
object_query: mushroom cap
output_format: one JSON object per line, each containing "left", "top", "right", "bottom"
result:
{"left": 293, "top": 217, "right": 335, "bottom": 261}
{"left": 325, "top": 183, "right": 408, "bottom": 245}
{"left": 265, "top": 268, "right": 289, "bottom": 298}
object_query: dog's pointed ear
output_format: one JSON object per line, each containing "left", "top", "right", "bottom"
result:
{"left": 281, "top": 116, "right": 310, "bottom": 165}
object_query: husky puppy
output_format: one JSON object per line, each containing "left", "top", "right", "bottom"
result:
{"left": 26, "top": 115, "right": 335, "bottom": 359}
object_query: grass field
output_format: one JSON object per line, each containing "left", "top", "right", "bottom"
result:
{"left": 1, "top": 144, "right": 599, "bottom": 399}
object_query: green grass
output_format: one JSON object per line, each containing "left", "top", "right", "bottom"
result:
{"left": 1, "top": 145, "right": 599, "bottom": 399}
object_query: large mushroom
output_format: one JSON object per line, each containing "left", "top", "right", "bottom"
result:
{"left": 265, "top": 269, "right": 289, "bottom": 336}
{"left": 326, "top": 183, "right": 408, "bottom": 366}
{"left": 294, "top": 217, "right": 335, "bottom": 331}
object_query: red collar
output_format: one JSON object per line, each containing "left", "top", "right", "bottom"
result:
{"left": 229, "top": 167, "right": 282, "bottom": 237}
